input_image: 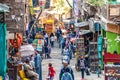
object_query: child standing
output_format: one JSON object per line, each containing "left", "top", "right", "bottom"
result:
{"left": 48, "top": 63, "right": 56, "bottom": 80}
{"left": 78, "top": 55, "right": 86, "bottom": 80}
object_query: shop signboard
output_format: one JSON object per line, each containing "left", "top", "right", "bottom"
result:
{"left": 109, "top": 4, "right": 120, "bottom": 21}
{"left": 109, "top": 7, "right": 120, "bottom": 16}
{"left": 107, "top": 23, "right": 120, "bottom": 34}
{"left": 8, "top": 33, "right": 14, "bottom": 39}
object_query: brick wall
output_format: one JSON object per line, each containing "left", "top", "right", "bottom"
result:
{"left": 0, "top": 0, "right": 30, "bottom": 33}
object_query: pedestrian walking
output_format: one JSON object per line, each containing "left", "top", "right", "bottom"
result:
{"left": 56, "top": 28, "right": 62, "bottom": 42}
{"left": 44, "top": 33, "right": 48, "bottom": 45}
{"left": 48, "top": 63, "right": 56, "bottom": 80}
{"left": 62, "top": 46, "right": 69, "bottom": 57}
{"left": 59, "top": 56, "right": 74, "bottom": 80}
{"left": 44, "top": 44, "right": 49, "bottom": 59}
{"left": 61, "top": 38, "right": 66, "bottom": 50}
{"left": 78, "top": 55, "right": 86, "bottom": 80}
{"left": 48, "top": 45, "right": 51, "bottom": 58}
{"left": 72, "top": 44, "right": 76, "bottom": 57}
{"left": 58, "top": 35, "right": 62, "bottom": 48}
{"left": 50, "top": 33, "right": 55, "bottom": 47}
{"left": 56, "top": 28, "right": 60, "bottom": 42}
{"left": 34, "top": 49, "right": 42, "bottom": 80}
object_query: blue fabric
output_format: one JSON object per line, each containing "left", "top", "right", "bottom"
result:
{"left": 34, "top": 54, "right": 42, "bottom": 80}
{"left": 50, "top": 41, "right": 54, "bottom": 47}
{"left": 59, "top": 66, "right": 74, "bottom": 80}
{"left": 61, "top": 72, "right": 73, "bottom": 80}
{"left": 98, "top": 45, "right": 102, "bottom": 52}
{"left": 81, "top": 69, "right": 85, "bottom": 79}
{"left": 98, "top": 36, "right": 103, "bottom": 45}
{"left": 28, "top": 38, "right": 33, "bottom": 44}
{"left": 61, "top": 39, "right": 66, "bottom": 49}
{"left": 70, "top": 20, "right": 75, "bottom": 24}
{"left": 94, "top": 23, "right": 101, "bottom": 31}
{"left": 32, "top": 0, "right": 37, "bottom": 6}
{"left": 97, "top": 36, "right": 103, "bottom": 68}
{"left": 0, "top": 23, "right": 7, "bottom": 79}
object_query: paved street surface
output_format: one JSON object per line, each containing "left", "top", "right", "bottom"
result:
{"left": 42, "top": 42, "right": 104, "bottom": 80}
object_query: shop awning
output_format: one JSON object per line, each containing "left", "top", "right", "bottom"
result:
{"left": 0, "top": 3, "right": 9, "bottom": 12}
{"left": 74, "top": 22, "right": 89, "bottom": 28}
{"left": 80, "top": 30, "right": 92, "bottom": 35}
{"left": 63, "top": 19, "right": 75, "bottom": 24}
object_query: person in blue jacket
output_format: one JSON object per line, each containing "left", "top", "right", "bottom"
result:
{"left": 59, "top": 56, "right": 74, "bottom": 80}
{"left": 34, "top": 49, "right": 42, "bottom": 80}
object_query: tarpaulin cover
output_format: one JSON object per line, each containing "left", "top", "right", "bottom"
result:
{"left": 0, "top": 23, "right": 7, "bottom": 79}
{"left": 20, "top": 44, "right": 34, "bottom": 57}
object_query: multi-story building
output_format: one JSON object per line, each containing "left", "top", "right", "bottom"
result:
{"left": 0, "top": 0, "right": 30, "bottom": 33}
{"left": 79, "top": 0, "right": 120, "bottom": 53}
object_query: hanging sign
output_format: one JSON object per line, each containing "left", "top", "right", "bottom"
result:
{"left": 109, "top": 7, "right": 120, "bottom": 16}
{"left": 39, "top": 0, "right": 46, "bottom": 7}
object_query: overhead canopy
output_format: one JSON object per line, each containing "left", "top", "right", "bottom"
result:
{"left": 74, "top": 22, "right": 89, "bottom": 28}
{"left": 0, "top": 3, "right": 9, "bottom": 12}
{"left": 80, "top": 30, "right": 92, "bottom": 35}
{"left": 63, "top": 19, "right": 75, "bottom": 24}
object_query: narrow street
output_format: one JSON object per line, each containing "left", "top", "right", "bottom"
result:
{"left": 42, "top": 42, "right": 104, "bottom": 80}
{"left": 1, "top": 0, "right": 120, "bottom": 80}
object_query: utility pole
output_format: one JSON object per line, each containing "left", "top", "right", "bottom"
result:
{"left": 28, "top": 9, "right": 43, "bottom": 38}
{"left": 65, "top": 0, "right": 73, "bottom": 18}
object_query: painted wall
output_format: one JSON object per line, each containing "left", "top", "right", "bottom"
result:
{"left": 106, "top": 31, "right": 120, "bottom": 54}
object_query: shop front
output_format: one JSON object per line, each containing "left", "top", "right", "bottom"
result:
{"left": 74, "top": 21, "right": 89, "bottom": 34}
{"left": 0, "top": 4, "right": 9, "bottom": 79}
{"left": 106, "top": 23, "right": 120, "bottom": 54}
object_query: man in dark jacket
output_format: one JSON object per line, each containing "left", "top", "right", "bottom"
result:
{"left": 59, "top": 56, "right": 74, "bottom": 80}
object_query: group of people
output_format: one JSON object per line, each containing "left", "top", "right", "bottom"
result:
{"left": 7, "top": 26, "right": 94, "bottom": 80}
{"left": 45, "top": 29, "right": 91, "bottom": 80}
{"left": 8, "top": 49, "right": 42, "bottom": 80}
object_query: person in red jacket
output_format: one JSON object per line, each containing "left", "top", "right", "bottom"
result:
{"left": 48, "top": 63, "right": 56, "bottom": 80}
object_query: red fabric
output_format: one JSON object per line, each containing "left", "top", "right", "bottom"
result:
{"left": 104, "top": 52, "right": 120, "bottom": 63}
{"left": 9, "top": 34, "right": 23, "bottom": 48}
{"left": 49, "top": 67, "right": 55, "bottom": 77}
